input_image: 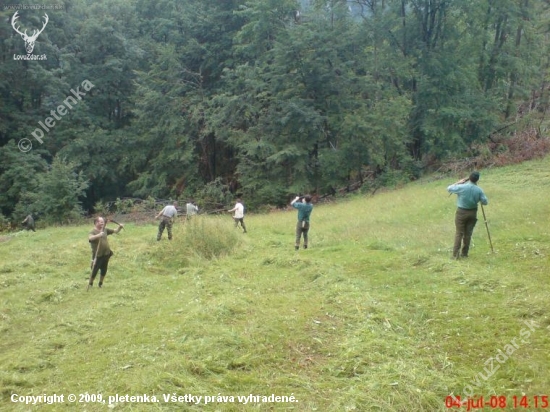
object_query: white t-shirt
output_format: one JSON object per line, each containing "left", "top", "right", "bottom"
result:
{"left": 232, "top": 202, "right": 244, "bottom": 219}
{"left": 186, "top": 203, "right": 199, "bottom": 216}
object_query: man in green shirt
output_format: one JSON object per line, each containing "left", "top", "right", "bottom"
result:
{"left": 88, "top": 216, "right": 123, "bottom": 289}
{"left": 447, "top": 171, "right": 488, "bottom": 259}
{"left": 291, "top": 195, "right": 313, "bottom": 251}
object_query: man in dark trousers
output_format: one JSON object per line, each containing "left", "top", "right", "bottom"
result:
{"left": 88, "top": 217, "right": 123, "bottom": 289}
{"left": 155, "top": 201, "right": 178, "bottom": 240}
{"left": 447, "top": 171, "right": 488, "bottom": 259}
{"left": 291, "top": 195, "right": 313, "bottom": 251}
{"left": 21, "top": 214, "right": 35, "bottom": 232}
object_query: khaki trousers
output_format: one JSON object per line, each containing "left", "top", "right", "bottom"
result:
{"left": 157, "top": 216, "right": 173, "bottom": 240}
{"left": 295, "top": 221, "right": 310, "bottom": 247}
{"left": 453, "top": 208, "right": 477, "bottom": 258}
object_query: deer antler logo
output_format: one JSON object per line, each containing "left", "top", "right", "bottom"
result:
{"left": 11, "top": 11, "right": 49, "bottom": 55}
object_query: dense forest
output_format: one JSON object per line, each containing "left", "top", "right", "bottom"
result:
{"left": 1, "top": 0, "right": 550, "bottom": 223}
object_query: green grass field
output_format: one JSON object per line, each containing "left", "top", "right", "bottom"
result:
{"left": 1, "top": 157, "right": 549, "bottom": 411}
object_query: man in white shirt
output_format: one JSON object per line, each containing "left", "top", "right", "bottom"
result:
{"left": 228, "top": 198, "right": 247, "bottom": 233}
{"left": 155, "top": 201, "right": 178, "bottom": 240}
{"left": 186, "top": 200, "right": 199, "bottom": 220}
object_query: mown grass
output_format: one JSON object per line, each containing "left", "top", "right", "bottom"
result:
{"left": 1, "top": 158, "right": 549, "bottom": 411}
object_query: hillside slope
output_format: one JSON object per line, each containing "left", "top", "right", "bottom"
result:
{"left": 1, "top": 158, "right": 549, "bottom": 411}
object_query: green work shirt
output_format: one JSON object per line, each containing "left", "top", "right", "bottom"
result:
{"left": 89, "top": 228, "right": 115, "bottom": 257}
{"left": 293, "top": 202, "right": 313, "bottom": 223}
{"left": 447, "top": 182, "right": 488, "bottom": 210}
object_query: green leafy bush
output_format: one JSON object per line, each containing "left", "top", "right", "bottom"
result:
{"left": 15, "top": 156, "right": 89, "bottom": 224}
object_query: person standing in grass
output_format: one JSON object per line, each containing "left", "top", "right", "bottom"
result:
{"left": 186, "top": 199, "right": 199, "bottom": 220}
{"left": 228, "top": 198, "right": 247, "bottom": 233}
{"left": 447, "top": 171, "right": 488, "bottom": 259}
{"left": 88, "top": 217, "right": 123, "bottom": 289}
{"left": 156, "top": 201, "right": 178, "bottom": 240}
{"left": 21, "top": 214, "right": 35, "bottom": 232}
{"left": 291, "top": 195, "right": 313, "bottom": 251}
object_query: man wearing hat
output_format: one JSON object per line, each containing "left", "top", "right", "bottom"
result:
{"left": 447, "top": 171, "right": 488, "bottom": 259}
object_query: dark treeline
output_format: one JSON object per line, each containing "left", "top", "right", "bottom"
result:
{"left": 1, "top": 0, "right": 550, "bottom": 222}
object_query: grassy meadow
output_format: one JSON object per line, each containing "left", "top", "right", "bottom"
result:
{"left": 1, "top": 157, "right": 550, "bottom": 411}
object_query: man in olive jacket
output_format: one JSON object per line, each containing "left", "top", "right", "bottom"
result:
{"left": 88, "top": 216, "right": 123, "bottom": 289}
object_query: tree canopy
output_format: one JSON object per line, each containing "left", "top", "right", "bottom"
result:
{"left": 1, "top": 0, "right": 550, "bottom": 219}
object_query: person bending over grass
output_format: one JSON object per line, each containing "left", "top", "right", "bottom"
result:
{"left": 156, "top": 201, "right": 178, "bottom": 240}
{"left": 88, "top": 216, "right": 123, "bottom": 289}
{"left": 291, "top": 195, "right": 313, "bottom": 251}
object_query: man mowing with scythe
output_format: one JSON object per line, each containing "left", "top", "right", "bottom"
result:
{"left": 88, "top": 217, "right": 123, "bottom": 290}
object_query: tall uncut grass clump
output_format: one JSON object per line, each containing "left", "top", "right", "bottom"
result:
{"left": 180, "top": 216, "right": 240, "bottom": 259}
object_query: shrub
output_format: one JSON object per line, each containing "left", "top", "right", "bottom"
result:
{"left": 0, "top": 213, "right": 9, "bottom": 232}
{"left": 439, "top": 128, "right": 550, "bottom": 175}
{"left": 16, "top": 156, "right": 89, "bottom": 225}
{"left": 195, "top": 178, "right": 234, "bottom": 213}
